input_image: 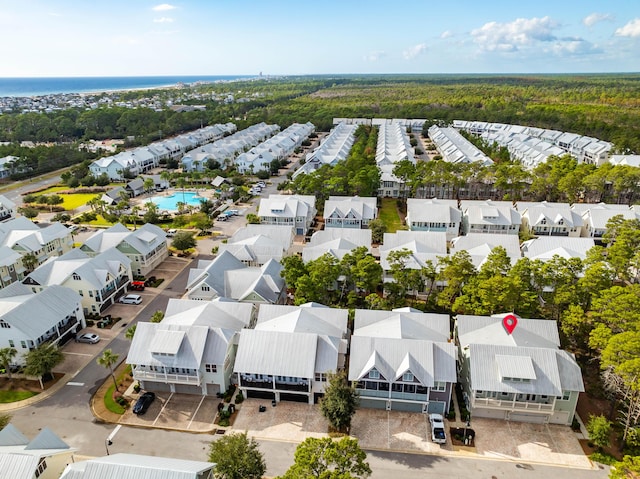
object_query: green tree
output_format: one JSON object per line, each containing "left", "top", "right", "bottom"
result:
{"left": 192, "top": 213, "right": 213, "bottom": 234}
{"left": 246, "top": 213, "right": 260, "bottom": 224}
{"left": 150, "top": 310, "right": 165, "bottom": 323}
{"left": 278, "top": 437, "right": 372, "bottom": 479}
{"left": 368, "top": 218, "right": 386, "bottom": 244}
{"left": 21, "top": 253, "right": 39, "bottom": 273}
{"left": 172, "top": 231, "right": 196, "bottom": 254}
{"left": 0, "top": 347, "right": 17, "bottom": 380}
{"left": 0, "top": 413, "right": 10, "bottom": 430}
{"left": 97, "top": 349, "right": 120, "bottom": 392}
{"left": 437, "top": 251, "right": 476, "bottom": 309}
{"left": 23, "top": 343, "right": 64, "bottom": 389}
{"left": 610, "top": 455, "right": 640, "bottom": 479}
{"left": 208, "top": 432, "right": 266, "bottom": 479}
{"left": 143, "top": 177, "right": 155, "bottom": 195}
{"left": 18, "top": 205, "right": 39, "bottom": 220}
{"left": 320, "top": 370, "right": 359, "bottom": 433}
{"left": 280, "top": 255, "right": 308, "bottom": 291}
{"left": 586, "top": 414, "right": 612, "bottom": 450}
{"left": 125, "top": 324, "right": 137, "bottom": 341}
{"left": 143, "top": 201, "right": 160, "bottom": 224}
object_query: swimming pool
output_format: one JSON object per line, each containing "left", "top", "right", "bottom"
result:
{"left": 147, "top": 192, "right": 205, "bottom": 211}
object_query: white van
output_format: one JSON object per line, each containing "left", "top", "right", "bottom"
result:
{"left": 119, "top": 294, "right": 142, "bottom": 305}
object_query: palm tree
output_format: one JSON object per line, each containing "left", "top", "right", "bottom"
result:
{"left": 143, "top": 177, "right": 155, "bottom": 196}
{"left": 21, "top": 253, "right": 38, "bottom": 273}
{"left": 125, "top": 325, "right": 137, "bottom": 341}
{"left": 176, "top": 177, "right": 187, "bottom": 204}
{"left": 0, "top": 347, "right": 17, "bottom": 380}
{"left": 24, "top": 343, "right": 64, "bottom": 389}
{"left": 97, "top": 349, "right": 120, "bottom": 392}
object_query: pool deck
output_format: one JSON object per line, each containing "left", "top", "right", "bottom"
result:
{"left": 141, "top": 189, "right": 214, "bottom": 211}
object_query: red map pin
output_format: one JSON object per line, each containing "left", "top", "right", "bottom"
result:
{"left": 503, "top": 314, "right": 518, "bottom": 335}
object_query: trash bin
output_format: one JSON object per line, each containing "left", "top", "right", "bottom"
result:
{"left": 229, "top": 404, "right": 235, "bottom": 414}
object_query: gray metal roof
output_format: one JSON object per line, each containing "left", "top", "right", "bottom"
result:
{"left": 348, "top": 336, "right": 457, "bottom": 385}
{"left": 256, "top": 304, "right": 348, "bottom": 338}
{"left": 449, "top": 233, "right": 522, "bottom": 268}
{"left": 234, "top": 329, "right": 319, "bottom": 378}
{"left": 521, "top": 236, "right": 596, "bottom": 261}
{"left": 354, "top": 309, "right": 449, "bottom": 342}
{"left": 60, "top": 452, "right": 215, "bottom": 479}
{"left": 0, "top": 424, "right": 29, "bottom": 446}
{"left": 0, "top": 284, "right": 82, "bottom": 339}
{"left": 456, "top": 315, "right": 560, "bottom": 349}
{"left": 81, "top": 223, "right": 166, "bottom": 256}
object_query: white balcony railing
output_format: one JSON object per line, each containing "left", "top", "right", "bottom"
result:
{"left": 473, "top": 397, "right": 554, "bottom": 411}
{"left": 133, "top": 370, "right": 201, "bottom": 385}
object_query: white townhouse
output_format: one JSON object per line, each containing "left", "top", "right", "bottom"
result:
{"left": 450, "top": 234, "right": 522, "bottom": 269}
{"left": 234, "top": 303, "right": 349, "bottom": 404}
{"left": 406, "top": 198, "right": 461, "bottom": 240}
{"left": 23, "top": 248, "right": 132, "bottom": 315}
{"left": 184, "top": 250, "right": 285, "bottom": 304}
{"left": 518, "top": 201, "right": 584, "bottom": 237}
{"left": 0, "top": 283, "right": 85, "bottom": 364}
{"left": 461, "top": 200, "right": 521, "bottom": 235}
{"left": 428, "top": 125, "right": 493, "bottom": 166}
{"left": 0, "top": 194, "right": 16, "bottom": 222}
{"left": 376, "top": 121, "right": 415, "bottom": 198}
{"left": 521, "top": 236, "right": 595, "bottom": 262}
{"left": 323, "top": 196, "right": 377, "bottom": 229}
{"left": 258, "top": 194, "right": 317, "bottom": 235}
{"left": 609, "top": 155, "right": 640, "bottom": 168}
{"left": 455, "top": 314, "right": 584, "bottom": 425}
{"left": 0, "top": 155, "right": 20, "bottom": 179}
{"left": 218, "top": 224, "right": 294, "bottom": 266}
{"left": 294, "top": 122, "right": 357, "bottom": 178}
{"left": 379, "top": 231, "right": 448, "bottom": 284}
{"left": 60, "top": 453, "right": 216, "bottom": 479}
{"left": 349, "top": 308, "right": 456, "bottom": 414}
{"left": 302, "top": 229, "right": 372, "bottom": 263}
{"left": 80, "top": 223, "right": 168, "bottom": 277}
{"left": 0, "top": 424, "right": 75, "bottom": 479}
{"left": 571, "top": 203, "right": 636, "bottom": 239}
{"left": 127, "top": 298, "right": 254, "bottom": 396}
{"left": 0, "top": 217, "right": 73, "bottom": 283}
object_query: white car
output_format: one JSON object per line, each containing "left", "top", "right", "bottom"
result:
{"left": 429, "top": 413, "right": 447, "bottom": 444}
{"left": 119, "top": 294, "right": 142, "bottom": 305}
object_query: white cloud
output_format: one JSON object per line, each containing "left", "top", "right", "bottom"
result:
{"left": 152, "top": 3, "right": 176, "bottom": 12}
{"left": 440, "top": 30, "right": 453, "bottom": 39}
{"left": 615, "top": 18, "right": 640, "bottom": 37}
{"left": 583, "top": 13, "right": 614, "bottom": 27}
{"left": 153, "top": 17, "right": 174, "bottom": 23}
{"left": 471, "top": 16, "right": 558, "bottom": 52}
{"left": 403, "top": 43, "right": 427, "bottom": 60}
{"left": 364, "top": 50, "right": 386, "bottom": 62}
{"left": 549, "top": 37, "right": 601, "bottom": 55}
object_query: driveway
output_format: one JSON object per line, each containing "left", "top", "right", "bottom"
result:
{"left": 229, "top": 399, "right": 594, "bottom": 469}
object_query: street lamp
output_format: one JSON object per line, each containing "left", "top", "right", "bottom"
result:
{"left": 105, "top": 439, "right": 112, "bottom": 455}
{"left": 105, "top": 425, "right": 121, "bottom": 456}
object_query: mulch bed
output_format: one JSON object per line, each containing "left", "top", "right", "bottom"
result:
{"left": 0, "top": 372, "right": 64, "bottom": 393}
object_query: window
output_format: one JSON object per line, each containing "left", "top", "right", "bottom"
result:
{"left": 202, "top": 285, "right": 210, "bottom": 292}
{"left": 0, "top": 320, "right": 9, "bottom": 329}
{"left": 402, "top": 372, "right": 414, "bottom": 382}
{"left": 72, "top": 273, "right": 81, "bottom": 281}
{"left": 8, "top": 340, "right": 14, "bottom": 347}
{"left": 433, "top": 381, "right": 446, "bottom": 392}
{"left": 561, "top": 391, "right": 571, "bottom": 401}
{"left": 35, "top": 458, "right": 47, "bottom": 478}
{"left": 205, "top": 364, "right": 217, "bottom": 373}
{"left": 315, "top": 373, "right": 326, "bottom": 382}
{"left": 368, "top": 369, "right": 380, "bottom": 379}
{"left": 21, "top": 341, "right": 27, "bottom": 349}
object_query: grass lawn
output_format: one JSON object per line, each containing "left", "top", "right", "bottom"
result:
{"left": 0, "top": 390, "right": 38, "bottom": 403}
{"left": 88, "top": 215, "right": 116, "bottom": 227}
{"left": 104, "top": 384, "right": 126, "bottom": 414}
{"left": 27, "top": 185, "right": 68, "bottom": 195}
{"left": 379, "top": 198, "right": 406, "bottom": 233}
{"left": 60, "top": 193, "right": 100, "bottom": 210}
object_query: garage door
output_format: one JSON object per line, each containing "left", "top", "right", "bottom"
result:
{"left": 174, "top": 384, "right": 203, "bottom": 395}
{"left": 509, "top": 413, "right": 548, "bottom": 424}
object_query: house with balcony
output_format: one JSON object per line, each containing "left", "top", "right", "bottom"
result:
{"left": 23, "top": 248, "right": 132, "bottom": 315}
{"left": 349, "top": 308, "right": 456, "bottom": 414}
{"left": 406, "top": 198, "right": 461, "bottom": 240}
{"left": 323, "top": 196, "right": 377, "bottom": 229}
{"left": 218, "top": 225, "right": 294, "bottom": 266}
{"left": 234, "top": 303, "right": 349, "bottom": 404}
{"left": 0, "top": 217, "right": 73, "bottom": 285}
{"left": 461, "top": 200, "right": 521, "bottom": 235}
{"left": 302, "top": 229, "right": 372, "bottom": 263}
{"left": 294, "top": 123, "right": 357, "bottom": 178}
{"left": 0, "top": 194, "right": 15, "bottom": 222}
{"left": 127, "top": 298, "right": 254, "bottom": 395}
{"left": 80, "top": 223, "right": 167, "bottom": 277}
{"left": 571, "top": 203, "right": 635, "bottom": 240}
{"left": 184, "top": 250, "right": 285, "bottom": 304}
{"left": 518, "top": 201, "right": 583, "bottom": 237}
{"left": 455, "top": 314, "right": 584, "bottom": 425}
{"left": 0, "top": 424, "right": 75, "bottom": 479}
{"left": 60, "top": 453, "right": 216, "bottom": 479}
{"left": 521, "top": 236, "right": 595, "bottom": 262}
{"left": 0, "top": 283, "right": 85, "bottom": 363}
{"left": 258, "top": 194, "right": 317, "bottom": 235}
{"left": 449, "top": 234, "right": 522, "bottom": 269}
{"left": 379, "top": 231, "right": 447, "bottom": 284}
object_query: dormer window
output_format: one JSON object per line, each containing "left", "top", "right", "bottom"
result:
{"left": 72, "top": 273, "right": 81, "bottom": 281}
{"left": 402, "top": 372, "right": 414, "bottom": 382}
{"left": 369, "top": 369, "right": 380, "bottom": 379}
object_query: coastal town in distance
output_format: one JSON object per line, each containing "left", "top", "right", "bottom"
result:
{"left": 1, "top": 2, "right": 640, "bottom": 479}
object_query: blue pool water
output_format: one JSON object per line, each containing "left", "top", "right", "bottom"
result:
{"left": 148, "top": 192, "right": 204, "bottom": 211}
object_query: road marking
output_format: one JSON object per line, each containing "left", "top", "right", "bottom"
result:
{"left": 153, "top": 392, "right": 174, "bottom": 427}
{"left": 187, "top": 395, "right": 207, "bottom": 430}
{"left": 64, "top": 352, "right": 93, "bottom": 357}
{"left": 66, "top": 382, "right": 85, "bottom": 386}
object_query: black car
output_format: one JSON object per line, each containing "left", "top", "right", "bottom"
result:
{"left": 133, "top": 392, "right": 156, "bottom": 415}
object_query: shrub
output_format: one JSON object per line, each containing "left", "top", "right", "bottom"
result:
{"left": 235, "top": 391, "right": 244, "bottom": 404}
{"left": 218, "top": 418, "right": 230, "bottom": 427}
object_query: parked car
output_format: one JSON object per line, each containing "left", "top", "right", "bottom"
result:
{"left": 429, "top": 413, "right": 447, "bottom": 444}
{"left": 119, "top": 294, "right": 142, "bottom": 305}
{"left": 256, "top": 181, "right": 266, "bottom": 188}
{"left": 76, "top": 333, "right": 100, "bottom": 344}
{"left": 130, "top": 281, "right": 145, "bottom": 291}
{"left": 133, "top": 392, "right": 156, "bottom": 415}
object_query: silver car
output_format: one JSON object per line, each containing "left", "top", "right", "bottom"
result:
{"left": 76, "top": 333, "right": 100, "bottom": 344}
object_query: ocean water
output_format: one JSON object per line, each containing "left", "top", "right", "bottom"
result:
{"left": 0, "top": 75, "right": 251, "bottom": 98}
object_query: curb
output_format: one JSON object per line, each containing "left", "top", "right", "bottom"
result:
{"left": 0, "top": 373, "right": 72, "bottom": 412}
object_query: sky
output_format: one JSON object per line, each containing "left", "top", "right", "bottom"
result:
{"left": 0, "top": 0, "right": 639, "bottom": 77}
